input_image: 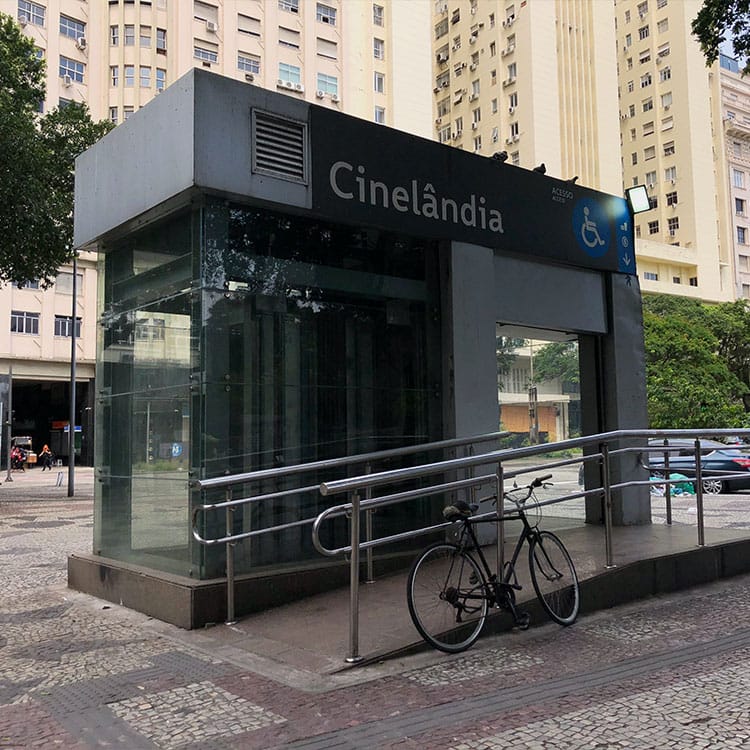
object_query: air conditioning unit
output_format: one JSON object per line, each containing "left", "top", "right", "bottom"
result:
{"left": 664, "top": 104, "right": 670, "bottom": 110}
{"left": 469, "top": 34, "right": 477, "bottom": 43}
{"left": 435, "top": 117, "right": 442, "bottom": 124}
{"left": 670, "top": 178, "right": 676, "bottom": 184}
{"left": 470, "top": 63, "right": 477, "bottom": 70}
{"left": 509, "top": 106, "right": 515, "bottom": 114}
{"left": 512, "top": 134, "right": 520, "bottom": 142}
{"left": 456, "top": 129, "right": 463, "bottom": 137}
{"left": 75, "top": 36, "right": 87, "bottom": 50}
{"left": 502, "top": 77, "right": 516, "bottom": 87}
{"left": 620, "top": 113, "right": 628, "bottom": 120}
{"left": 284, "top": 81, "right": 295, "bottom": 89}
{"left": 331, "top": 93, "right": 340, "bottom": 102}
{"left": 277, "top": 78, "right": 285, "bottom": 87}
{"left": 437, "top": 53, "right": 448, "bottom": 63}
{"left": 469, "top": 93, "right": 478, "bottom": 101}
{"left": 206, "top": 20, "right": 218, "bottom": 32}
{"left": 471, "top": 6, "right": 476, "bottom": 14}
{"left": 646, "top": 182, "right": 655, "bottom": 189}
{"left": 62, "top": 74, "right": 73, "bottom": 87}
{"left": 506, "top": 137, "right": 514, "bottom": 144}
{"left": 245, "top": 73, "right": 254, "bottom": 82}
{"left": 294, "top": 83, "right": 304, "bottom": 92}
{"left": 18, "top": 13, "right": 27, "bottom": 26}
{"left": 452, "top": 44, "right": 459, "bottom": 51}
{"left": 656, "top": 56, "right": 662, "bottom": 64}
{"left": 316, "top": 89, "right": 325, "bottom": 99}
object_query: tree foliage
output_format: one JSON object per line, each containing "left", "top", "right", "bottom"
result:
{"left": 0, "top": 13, "right": 113, "bottom": 285}
{"left": 692, "top": 0, "right": 750, "bottom": 74}
{"left": 533, "top": 341, "right": 579, "bottom": 390}
{"left": 643, "top": 295, "right": 749, "bottom": 429}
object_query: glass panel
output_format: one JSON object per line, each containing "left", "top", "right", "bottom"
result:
{"left": 197, "top": 203, "right": 441, "bottom": 577}
{"left": 95, "top": 212, "right": 196, "bottom": 575}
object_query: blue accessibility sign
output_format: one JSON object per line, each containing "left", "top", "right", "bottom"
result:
{"left": 572, "top": 199, "right": 611, "bottom": 259}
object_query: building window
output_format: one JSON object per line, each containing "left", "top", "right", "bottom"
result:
{"left": 110, "top": 25, "right": 119, "bottom": 45}
{"left": 642, "top": 99, "right": 653, "bottom": 112}
{"left": 643, "top": 121, "right": 654, "bottom": 136}
{"left": 739, "top": 226, "right": 748, "bottom": 245}
{"left": 374, "top": 106, "right": 385, "bottom": 124}
{"left": 625, "top": 33, "right": 632, "bottom": 47}
{"left": 627, "top": 57, "right": 633, "bottom": 69}
{"left": 10, "top": 311, "right": 39, "bottom": 335}
{"left": 54, "top": 315, "right": 82, "bottom": 338}
{"left": 373, "top": 4, "right": 384, "bottom": 26}
{"left": 436, "top": 70, "right": 449, "bottom": 89}
{"left": 648, "top": 195, "right": 658, "bottom": 210}
{"left": 489, "top": 13, "right": 495, "bottom": 27}
{"left": 736, "top": 197, "right": 746, "bottom": 216}
{"left": 316, "top": 3, "right": 336, "bottom": 25}
{"left": 644, "top": 145, "right": 655, "bottom": 160}
{"left": 743, "top": 284, "right": 750, "bottom": 299}
{"left": 627, "top": 80, "right": 634, "bottom": 93}
{"left": 644, "top": 271, "right": 659, "bottom": 281}
{"left": 665, "top": 165, "right": 677, "bottom": 182}
{"left": 640, "top": 72, "right": 652, "bottom": 88}
{"left": 109, "top": 106, "right": 118, "bottom": 124}
{"left": 124, "top": 65, "right": 135, "bottom": 86}
{"left": 136, "top": 318, "right": 165, "bottom": 341}
{"left": 110, "top": 65, "right": 119, "bottom": 87}
{"left": 491, "top": 97, "right": 498, "bottom": 113}
{"left": 278, "top": 62, "right": 301, "bottom": 83}
{"left": 663, "top": 141, "right": 675, "bottom": 156}
{"left": 317, "top": 72, "right": 338, "bottom": 95}
{"left": 374, "top": 38, "right": 385, "bottom": 60}
{"left": 279, "top": 27, "right": 300, "bottom": 49}
{"left": 510, "top": 121, "right": 519, "bottom": 137}
{"left": 672, "top": 276, "right": 681, "bottom": 284}
{"left": 12, "top": 280, "right": 40, "bottom": 289}
{"left": 657, "top": 18, "right": 668, "bottom": 33}
{"left": 661, "top": 92, "right": 673, "bottom": 108}
{"left": 637, "top": 1, "right": 648, "bottom": 15}
{"left": 491, "top": 125, "right": 498, "bottom": 142}
{"left": 140, "top": 25, "right": 151, "bottom": 47}
{"left": 156, "top": 68, "right": 166, "bottom": 91}
{"left": 279, "top": 0, "right": 299, "bottom": 12}
{"left": 55, "top": 272, "right": 82, "bottom": 294}
{"left": 60, "top": 14, "right": 85, "bottom": 39}
{"left": 156, "top": 28, "right": 167, "bottom": 52}
{"left": 491, "top": 69, "right": 497, "bottom": 85}
{"left": 660, "top": 66, "right": 671, "bottom": 82}
{"left": 689, "top": 277, "right": 698, "bottom": 287}
{"left": 490, "top": 41, "right": 496, "bottom": 56}
{"left": 511, "top": 151, "right": 520, "bottom": 165}
{"left": 667, "top": 216, "right": 679, "bottom": 234}
{"left": 194, "top": 45, "right": 218, "bottom": 63}
{"left": 733, "top": 169, "right": 745, "bottom": 189}
{"left": 639, "top": 50, "right": 651, "bottom": 64}
{"left": 657, "top": 0, "right": 668, "bottom": 7}
{"left": 638, "top": 25, "right": 649, "bottom": 40}
{"left": 632, "top": 152, "right": 638, "bottom": 165}
{"left": 629, "top": 103, "right": 636, "bottom": 117}
{"left": 648, "top": 220, "right": 659, "bottom": 234}
{"left": 123, "top": 106, "right": 134, "bottom": 120}
{"left": 317, "top": 37, "right": 337, "bottom": 59}
{"left": 374, "top": 71, "right": 385, "bottom": 93}
{"left": 59, "top": 56, "right": 84, "bottom": 83}
{"left": 124, "top": 24, "right": 135, "bottom": 45}
{"left": 238, "top": 54, "right": 260, "bottom": 74}
{"left": 438, "top": 125, "right": 451, "bottom": 144}
{"left": 435, "top": 18, "right": 449, "bottom": 39}
{"left": 739, "top": 255, "right": 749, "bottom": 271}
{"left": 662, "top": 115, "right": 673, "bottom": 130}
{"left": 18, "top": 0, "right": 45, "bottom": 26}
{"left": 140, "top": 66, "right": 151, "bottom": 87}
{"left": 666, "top": 191, "right": 678, "bottom": 206}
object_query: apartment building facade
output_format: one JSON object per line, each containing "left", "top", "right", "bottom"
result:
{"left": 2, "top": 0, "right": 433, "bottom": 461}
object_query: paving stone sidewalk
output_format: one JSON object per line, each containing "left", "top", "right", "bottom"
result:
{"left": 2, "top": 480, "right": 750, "bottom": 748}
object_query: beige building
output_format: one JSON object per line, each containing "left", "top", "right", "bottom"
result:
{"left": 3, "top": 0, "right": 432, "bottom": 459}
{"left": 431, "top": 0, "right": 622, "bottom": 194}
{"left": 615, "top": 0, "right": 734, "bottom": 302}
{"left": 719, "top": 54, "right": 750, "bottom": 300}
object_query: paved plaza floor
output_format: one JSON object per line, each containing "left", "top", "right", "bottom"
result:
{"left": 2, "top": 468, "right": 750, "bottom": 748}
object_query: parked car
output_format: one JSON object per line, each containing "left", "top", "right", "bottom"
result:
{"left": 648, "top": 445, "right": 750, "bottom": 495}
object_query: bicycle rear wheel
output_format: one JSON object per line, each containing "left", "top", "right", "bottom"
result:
{"left": 407, "top": 542, "right": 488, "bottom": 653}
{"left": 528, "top": 531, "right": 580, "bottom": 626}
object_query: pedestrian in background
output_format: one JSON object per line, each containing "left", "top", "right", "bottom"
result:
{"left": 39, "top": 444, "right": 53, "bottom": 471}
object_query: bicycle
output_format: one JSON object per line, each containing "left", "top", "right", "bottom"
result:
{"left": 406, "top": 474, "right": 580, "bottom": 653}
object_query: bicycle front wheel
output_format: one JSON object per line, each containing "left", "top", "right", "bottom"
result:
{"left": 528, "top": 531, "right": 580, "bottom": 626}
{"left": 407, "top": 542, "right": 488, "bottom": 653}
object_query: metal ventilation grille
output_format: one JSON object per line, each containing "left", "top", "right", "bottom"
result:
{"left": 252, "top": 111, "right": 308, "bottom": 184}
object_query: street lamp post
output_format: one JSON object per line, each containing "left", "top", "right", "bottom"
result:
{"left": 68, "top": 255, "right": 77, "bottom": 497}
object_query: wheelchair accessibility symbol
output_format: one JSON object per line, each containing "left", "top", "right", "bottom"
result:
{"left": 572, "top": 200, "right": 610, "bottom": 258}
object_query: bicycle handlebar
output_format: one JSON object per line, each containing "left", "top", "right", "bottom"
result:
{"left": 531, "top": 474, "right": 552, "bottom": 488}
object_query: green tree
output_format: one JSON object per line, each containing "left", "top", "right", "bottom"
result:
{"left": 692, "top": 0, "right": 750, "bottom": 74}
{"left": 0, "top": 13, "right": 113, "bottom": 285}
{"left": 496, "top": 335, "right": 524, "bottom": 390}
{"left": 533, "top": 341, "right": 579, "bottom": 391}
{"left": 643, "top": 304, "right": 748, "bottom": 429}
{"left": 704, "top": 299, "right": 750, "bottom": 410}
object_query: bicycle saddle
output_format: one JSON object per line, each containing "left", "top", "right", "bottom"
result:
{"left": 442, "top": 500, "right": 478, "bottom": 521}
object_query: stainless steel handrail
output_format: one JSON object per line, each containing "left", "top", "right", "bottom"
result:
{"left": 190, "top": 430, "right": 509, "bottom": 624}
{"left": 313, "top": 428, "right": 750, "bottom": 661}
